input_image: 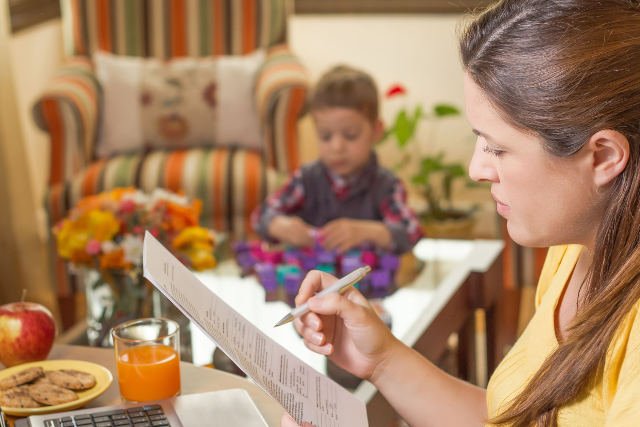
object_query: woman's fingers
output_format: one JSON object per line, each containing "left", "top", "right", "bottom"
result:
{"left": 281, "top": 413, "right": 299, "bottom": 427}
{"left": 308, "top": 289, "right": 367, "bottom": 318}
{"left": 295, "top": 270, "right": 338, "bottom": 306}
{"left": 280, "top": 413, "right": 316, "bottom": 427}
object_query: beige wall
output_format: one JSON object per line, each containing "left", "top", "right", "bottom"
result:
{"left": 289, "top": 14, "right": 496, "bottom": 236}
{"left": 289, "top": 14, "right": 474, "bottom": 161}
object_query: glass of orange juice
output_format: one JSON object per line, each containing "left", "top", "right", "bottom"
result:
{"left": 111, "top": 317, "right": 181, "bottom": 402}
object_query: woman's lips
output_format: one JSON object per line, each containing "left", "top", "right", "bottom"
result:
{"left": 493, "top": 194, "right": 509, "bottom": 216}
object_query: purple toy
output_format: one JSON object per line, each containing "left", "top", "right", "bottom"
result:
{"left": 284, "top": 272, "right": 303, "bottom": 306}
{"left": 380, "top": 253, "right": 400, "bottom": 271}
{"left": 340, "top": 253, "right": 364, "bottom": 275}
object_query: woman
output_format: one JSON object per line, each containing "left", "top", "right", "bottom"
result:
{"left": 284, "top": 0, "right": 640, "bottom": 425}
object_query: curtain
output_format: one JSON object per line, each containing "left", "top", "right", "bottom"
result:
{"left": 0, "top": 0, "right": 59, "bottom": 322}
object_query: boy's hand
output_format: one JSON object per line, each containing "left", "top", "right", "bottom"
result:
{"left": 268, "top": 215, "right": 315, "bottom": 247}
{"left": 319, "top": 219, "right": 392, "bottom": 253}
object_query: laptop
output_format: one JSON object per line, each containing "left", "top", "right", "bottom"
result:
{"left": 13, "top": 388, "right": 269, "bottom": 427}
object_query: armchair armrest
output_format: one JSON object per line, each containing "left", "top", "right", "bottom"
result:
{"left": 32, "top": 57, "right": 101, "bottom": 186}
{"left": 255, "top": 45, "right": 310, "bottom": 174}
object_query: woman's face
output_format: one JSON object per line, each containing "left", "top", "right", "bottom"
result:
{"left": 464, "top": 74, "right": 602, "bottom": 248}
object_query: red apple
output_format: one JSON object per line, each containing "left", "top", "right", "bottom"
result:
{"left": 0, "top": 302, "right": 56, "bottom": 367}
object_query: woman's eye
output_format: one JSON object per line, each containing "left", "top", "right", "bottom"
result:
{"left": 482, "top": 144, "right": 504, "bottom": 157}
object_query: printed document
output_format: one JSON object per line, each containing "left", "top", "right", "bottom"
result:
{"left": 143, "top": 232, "right": 368, "bottom": 427}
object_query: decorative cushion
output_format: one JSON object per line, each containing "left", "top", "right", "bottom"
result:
{"left": 94, "top": 50, "right": 265, "bottom": 158}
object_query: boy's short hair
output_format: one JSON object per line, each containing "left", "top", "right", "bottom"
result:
{"left": 309, "top": 65, "right": 379, "bottom": 122}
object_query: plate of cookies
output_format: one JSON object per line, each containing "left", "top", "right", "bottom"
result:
{"left": 0, "top": 359, "right": 113, "bottom": 416}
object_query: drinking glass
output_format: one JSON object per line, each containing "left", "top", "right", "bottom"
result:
{"left": 111, "top": 317, "right": 181, "bottom": 402}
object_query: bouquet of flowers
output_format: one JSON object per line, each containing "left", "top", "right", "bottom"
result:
{"left": 54, "top": 187, "right": 216, "bottom": 271}
{"left": 53, "top": 187, "right": 217, "bottom": 345}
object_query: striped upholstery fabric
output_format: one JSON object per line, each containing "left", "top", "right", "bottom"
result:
{"left": 258, "top": 46, "right": 309, "bottom": 173}
{"left": 32, "top": 58, "right": 101, "bottom": 184}
{"left": 34, "top": 0, "right": 308, "bottom": 329}
{"left": 49, "top": 148, "right": 279, "bottom": 237}
{"left": 62, "top": 0, "right": 288, "bottom": 58}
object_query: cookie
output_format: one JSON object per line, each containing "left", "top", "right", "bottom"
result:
{"left": 28, "top": 383, "right": 78, "bottom": 406}
{"left": 47, "top": 369, "right": 96, "bottom": 391}
{"left": 32, "top": 375, "right": 53, "bottom": 385}
{"left": 0, "top": 386, "right": 42, "bottom": 408}
{"left": 0, "top": 367, "right": 44, "bottom": 390}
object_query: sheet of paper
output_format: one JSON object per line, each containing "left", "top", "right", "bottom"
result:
{"left": 143, "top": 232, "right": 368, "bottom": 427}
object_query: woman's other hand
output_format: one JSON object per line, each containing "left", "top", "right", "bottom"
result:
{"left": 280, "top": 413, "right": 315, "bottom": 427}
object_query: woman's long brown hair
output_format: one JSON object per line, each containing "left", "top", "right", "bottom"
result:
{"left": 460, "top": 0, "right": 640, "bottom": 425}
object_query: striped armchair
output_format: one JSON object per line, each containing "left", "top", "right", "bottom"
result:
{"left": 33, "top": 0, "right": 309, "bottom": 329}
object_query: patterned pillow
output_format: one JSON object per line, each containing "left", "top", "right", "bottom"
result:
{"left": 94, "top": 50, "right": 265, "bottom": 157}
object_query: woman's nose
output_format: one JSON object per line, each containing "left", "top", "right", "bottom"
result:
{"left": 468, "top": 141, "right": 498, "bottom": 183}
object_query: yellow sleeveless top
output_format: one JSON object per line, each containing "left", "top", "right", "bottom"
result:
{"left": 486, "top": 245, "right": 640, "bottom": 426}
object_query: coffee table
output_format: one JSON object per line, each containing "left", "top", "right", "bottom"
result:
{"left": 1, "top": 344, "right": 285, "bottom": 427}
{"left": 192, "top": 238, "right": 504, "bottom": 427}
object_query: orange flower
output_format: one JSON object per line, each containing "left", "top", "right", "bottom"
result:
{"left": 75, "top": 187, "right": 136, "bottom": 211}
{"left": 162, "top": 200, "right": 201, "bottom": 232}
{"left": 100, "top": 248, "right": 132, "bottom": 270}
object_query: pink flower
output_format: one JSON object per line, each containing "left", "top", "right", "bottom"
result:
{"left": 119, "top": 199, "right": 136, "bottom": 214}
{"left": 85, "top": 239, "right": 102, "bottom": 256}
{"left": 385, "top": 84, "right": 407, "bottom": 98}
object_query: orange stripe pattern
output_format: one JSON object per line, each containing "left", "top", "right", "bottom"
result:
{"left": 64, "top": 0, "right": 287, "bottom": 58}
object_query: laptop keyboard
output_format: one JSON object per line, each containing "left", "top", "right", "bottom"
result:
{"left": 41, "top": 404, "right": 171, "bottom": 427}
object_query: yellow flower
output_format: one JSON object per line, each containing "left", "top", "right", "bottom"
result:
{"left": 185, "top": 248, "right": 217, "bottom": 270}
{"left": 54, "top": 210, "right": 120, "bottom": 262}
{"left": 172, "top": 226, "right": 214, "bottom": 249}
{"left": 55, "top": 220, "right": 91, "bottom": 261}
{"left": 86, "top": 210, "right": 121, "bottom": 241}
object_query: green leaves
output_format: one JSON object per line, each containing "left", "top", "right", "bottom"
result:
{"left": 379, "top": 94, "right": 472, "bottom": 220}
{"left": 388, "top": 105, "right": 423, "bottom": 148}
{"left": 433, "top": 103, "right": 460, "bottom": 117}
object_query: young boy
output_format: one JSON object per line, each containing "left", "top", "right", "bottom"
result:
{"left": 251, "top": 65, "right": 422, "bottom": 254}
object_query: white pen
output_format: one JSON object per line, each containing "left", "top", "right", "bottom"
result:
{"left": 273, "top": 265, "right": 371, "bottom": 327}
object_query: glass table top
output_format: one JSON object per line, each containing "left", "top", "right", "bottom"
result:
{"left": 189, "top": 239, "right": 501, "bottom": 388}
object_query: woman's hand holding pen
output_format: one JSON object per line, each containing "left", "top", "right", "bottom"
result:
{"left": 292, "top": 270, "right": 400, "bottom": 381}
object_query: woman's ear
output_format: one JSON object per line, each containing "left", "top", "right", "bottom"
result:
{"left": 588, "top": 129, "right": 629, "bottom": 187}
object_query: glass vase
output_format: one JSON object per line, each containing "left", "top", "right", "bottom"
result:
{"left": 79, "top": 267, "right": 153, "bottom": 347}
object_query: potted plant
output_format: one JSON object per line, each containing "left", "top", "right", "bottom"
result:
{"left": 381, "top": 84, "right": 477, "bottom": 238}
